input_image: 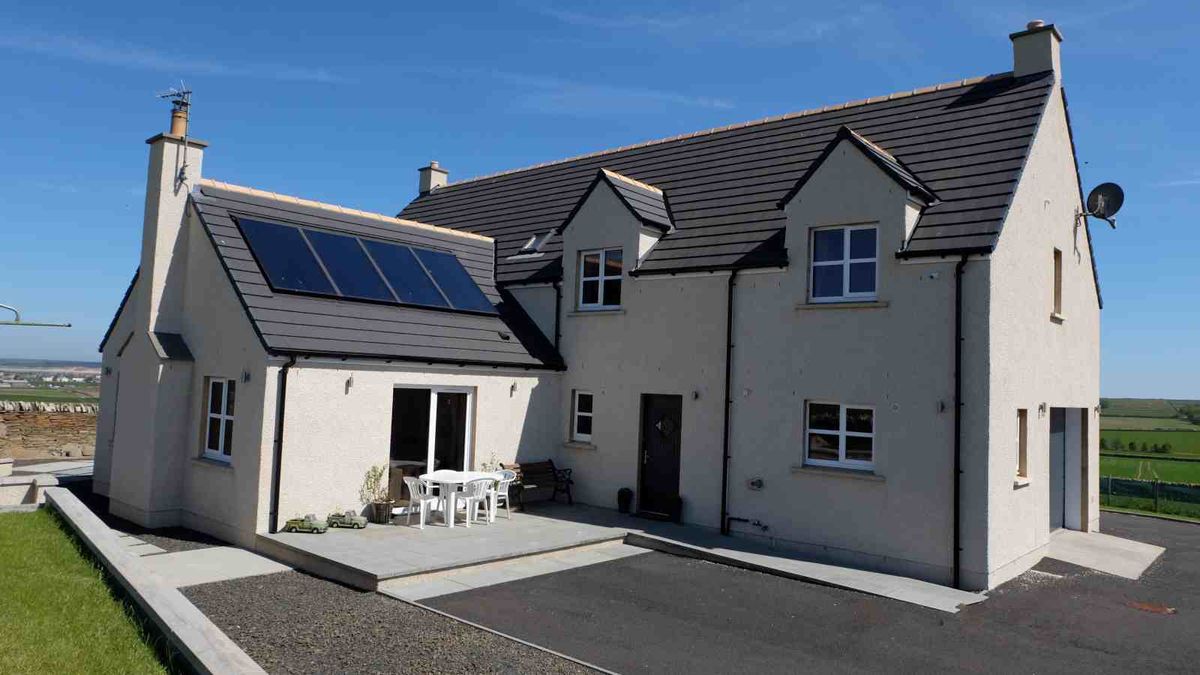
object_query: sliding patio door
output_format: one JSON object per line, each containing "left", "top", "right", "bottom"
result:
{"left": 389, "top": 387, "right": 473, "bottom": 474}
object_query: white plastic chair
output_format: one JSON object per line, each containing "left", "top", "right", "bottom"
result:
{"left": 460, "top": 478, "right": 493, "bottom": 527}
{"left": 489, "top": 470, "right": 517, "bottom": 522}
{"left": 399, "top": 476, "right": 439, "bottom": 530}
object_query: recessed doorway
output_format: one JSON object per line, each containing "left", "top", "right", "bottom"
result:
{"left": 390, "top": 387, "right": 474, "bottom": 476}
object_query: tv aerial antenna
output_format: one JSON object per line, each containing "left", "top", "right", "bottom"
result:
{"left": 0, "top": 303, "right": 71, "bottom": 328}
{"left": 1078, "top": 182, "right": 1124, "bottom": 229}
{"left": 157, "top": 82, "right": 193, "bottom": 190}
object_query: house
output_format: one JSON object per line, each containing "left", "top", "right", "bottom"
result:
{"left": 93, "top": 21, "right": 1100, "bottom": 590}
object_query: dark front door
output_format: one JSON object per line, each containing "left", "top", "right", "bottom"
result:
{"left": 1049, "top": 407, "right": 1066, "bottom": 530}
{"left": 638, "top": 394, "right": 682, "bottom": 519}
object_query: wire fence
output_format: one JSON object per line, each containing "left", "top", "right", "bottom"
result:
{"left": 1101, "top": 476, "right": 1200, "bottom": 519}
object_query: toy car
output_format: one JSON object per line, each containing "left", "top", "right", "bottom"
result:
{"left": 282, "top": 514, "right": 328, "bottom": 534}
{"left": 327, "top": 510, "right": 367, "bottom": 529}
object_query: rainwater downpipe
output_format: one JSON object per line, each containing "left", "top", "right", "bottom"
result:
{"left": 553, "top": 281, "right": 562, "bottom": 352}
{"left": 952, "top": 255, "right": 967, "bottom": 589}
{"left": 720, "top": 269, "right": 739, "bottom": 535}
{"left": 268, "top": 355, "right": 297, "bottom": 534}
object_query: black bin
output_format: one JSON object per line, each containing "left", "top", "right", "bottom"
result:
{"left": 617, "top": 488, "right": 634, "bottom": 514}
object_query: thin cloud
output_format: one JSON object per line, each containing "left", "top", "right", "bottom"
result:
{"left": 536, "top": 3, "right": 884, "bottom": 47}
{"left": 1157, "top": 178, "right": 1200, "bottom": 187}
{"left": 0, "top": 27, "right": 344, "bottom": 84}
{"left": 405, "top": 65, "right": 734, "bottom": 113}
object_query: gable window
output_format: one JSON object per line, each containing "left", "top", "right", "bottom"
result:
{"left": 1052, "top": 248, "right": 1063, "bottom": 319}
{"left": 805, "top": 402, "right": 874, "bottom": 469}
{"left": 203, "top": 377, "right": 236, "bottom": 462}
{"left": 572, "top": 391, "right": 594, "bottom": 442}
{"left": 1016, "top": 408, "right": 1029, "bottom": 478}
{"left": 579, "top": 248, "right": 622, "bottom": 309}
{"left": 810, "top": 225, "right": 877, "bottom": 302}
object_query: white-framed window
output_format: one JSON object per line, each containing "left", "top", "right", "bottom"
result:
{"left": 572, "top": 390, "right": 594, "bottom": 442}
{"left": 578, "top": 248, "right": 623, "bottom": 309}
{"left": 203, "top": 377, "right": 236, "bottom": 462}
{"left": 805, "top": 401, "right": 874, "bottom": 469}
{"left": 810, "top": 225, "right": 877, "bottom": 302}
{"left": 1052, "top": 248, "right": 1063, "bottom": 317}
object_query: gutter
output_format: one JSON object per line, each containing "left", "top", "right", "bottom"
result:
{"left": 952, "top": 255, "right": 967, "bottom": 589}
{"left": 267, "top": 355, "right": 297, "bottom": 534}
{"left": 720, "top": 270, "right": 739, "bottom": 535}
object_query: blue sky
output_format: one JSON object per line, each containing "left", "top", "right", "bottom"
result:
{"left": 0, "top": 1, "right": 1195, "bottom": 397}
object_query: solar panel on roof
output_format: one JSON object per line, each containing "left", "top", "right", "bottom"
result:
{"left": 237, "top": 218, "right": 336, "bottom": 295}
{"left": 414, "top": 248, "right": 496, "bottom": 313}
{"left": 362, "top": 240, "right": 449, "bottom": 308}
{"left": 303, "top": 229, "right": 396, "bottom": 302}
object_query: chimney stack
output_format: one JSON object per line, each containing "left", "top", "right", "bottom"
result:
{"left": 418, "top": 160, "right": 449, "bottom": 195}
{"left": 1010, "top": 19, "right": 1062, "bottom": 80}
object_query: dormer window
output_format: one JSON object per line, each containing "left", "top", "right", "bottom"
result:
{"left": 810, "top": 225, "right": 877, "bottom": 302}
{"left": 579, "top": 248, "right": 622, "bottom": 309}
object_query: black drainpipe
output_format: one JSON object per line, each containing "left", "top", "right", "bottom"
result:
{"left": 720, "top": 269, "right": 739, "bottom": 535}
{"left": 952, "top": 255, "right": 968, "bottom": 589}
{"left": 553, "top": 280, "right": 562, "bottom": 352}
{"left": 268, "top": 355, "right": 297, "bottom": 534}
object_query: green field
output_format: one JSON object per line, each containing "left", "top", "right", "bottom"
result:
{"left": 0, "top": 510, "right": 166, "bottom": 673}
{"left": 1100, "top": 398, "right": 1181, "bottom": 418}
{"left": 1101, "top": 429, "right": 1200, "bottom": 457}
{"left": 1100, "top": 456, "right": 1200, "bottom": 483}
{"left": 0, "top": 386, "right": 99, "bottom": 404}
{"left": 1101, "top": 415, "right": 1200, "bottom": 431}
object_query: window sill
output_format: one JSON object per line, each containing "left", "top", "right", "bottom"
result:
{"left": 796, "top": 300, "right": 889, "bottom": 311}
{"left": 563, "top": 440, "right": 597, "bottom": 451}
{"left": 193, "top": 456, "right": 233, "bottom": 470}
{"left": 1050, "top": 312, "right": 1065, "bottom": 324}
{"left": 790, "top": 464, "right": 884, "bottom": 482}
{"left": 568, "top": 309, "right": 625, "bottom": 317}
{"left": 1013, "top": 476, "right": 1031, "bottom": 489}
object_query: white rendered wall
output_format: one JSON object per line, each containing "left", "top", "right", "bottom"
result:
{"left": 982, "top": 85, "right": 1101, "bottom": 589}
{"left": 267, "top": 362, "right": 560, "bottom": 526}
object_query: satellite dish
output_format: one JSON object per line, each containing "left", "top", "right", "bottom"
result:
{"left": 1085, "top": 182, "right": 1124, "bottom": 228}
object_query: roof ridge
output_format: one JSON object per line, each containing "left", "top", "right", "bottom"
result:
{"left": 842, "top": 127, "right": 899, "bottom": 162}
{"left": 601, "top": 168, "right": 663, "bottom": 194}
{"left": 442, "top": 71, "right": 1011, "bottom": 188}
{"left": 197, "top": 178, "right": 493, "bottom": 243}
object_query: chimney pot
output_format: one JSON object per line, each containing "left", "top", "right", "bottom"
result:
{"left": 418, "top": 161, "right": 449, "bottom": 195}
{"left": 169, "top": 106, "right": 188, "bottom": 136}
{"left": 1027, "top": 19, "right": 1045, "bottom": 30}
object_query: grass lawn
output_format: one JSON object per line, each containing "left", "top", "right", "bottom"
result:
{"left": 1101, "top": 429, "right": 1200, "bottom": 456}
{"left": 1100, "top": 415, "right": 1200, "bottom": 431}
{"left": 0, "top": 510, "right": 166, "bottom": 674}
{"left": 1101, "top": 456, "right": 1200, "bottom": 483}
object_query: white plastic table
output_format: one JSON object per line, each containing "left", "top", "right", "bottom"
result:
{"left": 419, "top": 470, "right": 501, "bottom": 527}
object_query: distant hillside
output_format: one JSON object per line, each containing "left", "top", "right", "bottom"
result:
{"left": 0, "top": 358, "right": 100, "bottom": 369}
{"left": 1100, "top": 398, "right": 1186, "bottom": 418}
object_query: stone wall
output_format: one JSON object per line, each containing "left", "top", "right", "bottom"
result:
{"left": 0, "top": 403, "right": 98, "bottom": 459}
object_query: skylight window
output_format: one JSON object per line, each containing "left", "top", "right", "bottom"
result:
{"left": 235, "top": 216, "right": 496, "bottom": 314}
{"left": 515, "top": 231, "right": 553, "bottom": 256}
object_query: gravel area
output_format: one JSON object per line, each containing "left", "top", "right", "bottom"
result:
{"left": 183, "top": 571, "right": 594, "bottom": 674}
{"left": 64, "top": 480, "right": 224, "bottom": 553}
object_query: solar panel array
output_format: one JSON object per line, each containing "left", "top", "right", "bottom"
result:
{"left": 236, "top": 217, "right": 496, "bottom": 314}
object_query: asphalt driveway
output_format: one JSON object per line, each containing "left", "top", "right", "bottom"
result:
{"left": 427, "top": 513, "right": 1199, "bottom": 674}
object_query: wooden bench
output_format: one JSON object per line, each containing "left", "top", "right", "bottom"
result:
{"left": 501, "top": 460, "right": 573, "bottom": 508}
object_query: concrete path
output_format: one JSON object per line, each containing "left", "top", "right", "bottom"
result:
{"left": 627, "top": 532, "right": 986, "bottom": 614}
{"left": 141, "top": 546, "right": 292, "bottom": 588}
{"left": 117, "top": 534, "right": 168, "bottom": 557}
{"left": 1046, "top": 529, "right": 1165, "bottom": 579}
{"left": 11, "top": 459, "right": 93, "bottom": 480}
{"left": 380, "top": 541, "right": 647, "bottom": 601}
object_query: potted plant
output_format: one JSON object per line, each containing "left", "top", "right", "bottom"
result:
{"left": 359, "top": 464, "right": 393, "bottom": 524}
